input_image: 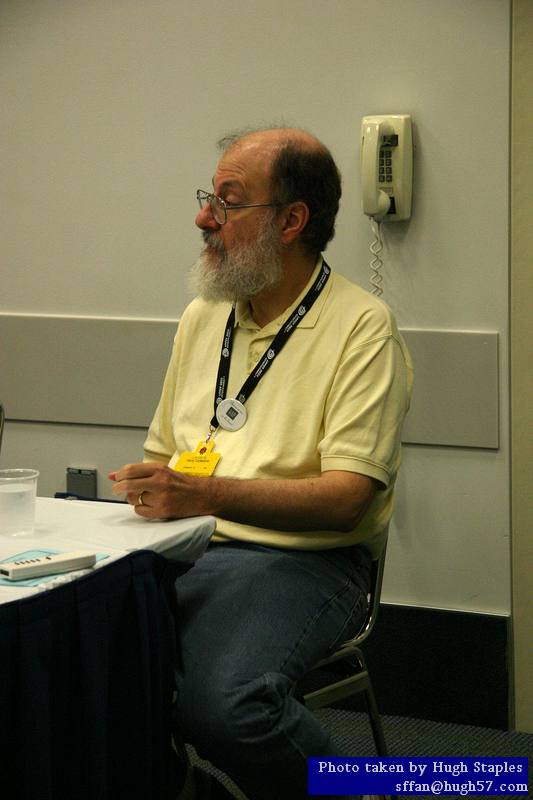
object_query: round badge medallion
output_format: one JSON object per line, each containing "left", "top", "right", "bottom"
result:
{"left": 216, "top": 398, "right": 247, "bottom": 431}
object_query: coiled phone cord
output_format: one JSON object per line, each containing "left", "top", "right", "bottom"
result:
{"left": 369, "top": 218, "right": 384, "bottom": 297}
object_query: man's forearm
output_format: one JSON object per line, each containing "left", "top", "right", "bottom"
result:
{"left": 110, "top": 463, "right": 376, "bottom": 533}
{"left": 205, "top": 471, "right": 375, "bottom": 532}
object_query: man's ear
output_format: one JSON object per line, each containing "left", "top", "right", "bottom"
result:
{"left": 279, "top": 202, "right": 310, "bottom": 245}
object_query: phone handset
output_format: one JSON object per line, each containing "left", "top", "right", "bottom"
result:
{"left": 361, "top": 118, "right": 394, "bottom": 220}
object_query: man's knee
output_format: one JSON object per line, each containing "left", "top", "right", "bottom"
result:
{"left": 180, "top": 670, "right": 292, "bottom": 759}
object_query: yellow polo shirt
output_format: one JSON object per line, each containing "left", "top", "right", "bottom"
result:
{"left": 144, "top": 259, "right": 413, "bottom": 557}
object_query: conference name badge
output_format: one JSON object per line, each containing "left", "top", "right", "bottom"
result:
{"left": 169, "top": 440, "right": 220, "bottom": 477}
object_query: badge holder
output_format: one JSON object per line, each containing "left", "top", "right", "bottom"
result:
{"left": 170, "top": 440, "right": 220, "bottom": 477}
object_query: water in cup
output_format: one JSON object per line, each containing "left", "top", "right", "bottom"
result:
{"left": 0, "top": 469, "right": 39, "bottom": 536}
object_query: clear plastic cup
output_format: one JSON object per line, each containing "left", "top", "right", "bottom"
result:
{"left": 0, "top": 469, "right": 40, "bottom": 536}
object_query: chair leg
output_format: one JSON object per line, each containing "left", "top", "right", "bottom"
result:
{"left": 362, "top": 683, "right": 388, "bottom": 757}
{"left": 362, "top": 687, "right": 398, "bottom": 800}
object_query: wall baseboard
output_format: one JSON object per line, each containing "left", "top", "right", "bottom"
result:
{"left": 344, "top": 604, "right": 509, "bottom": 730}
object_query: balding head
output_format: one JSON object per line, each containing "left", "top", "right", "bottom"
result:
{"left": 218, "top": 126, "right": 323, "bottom": 155}
{"left": 217, "top": 127, "right": 342, "bottom": 257}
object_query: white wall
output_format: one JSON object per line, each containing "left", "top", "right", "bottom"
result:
{"left": 1, "top": 0, "right": 510, "bottom": 614}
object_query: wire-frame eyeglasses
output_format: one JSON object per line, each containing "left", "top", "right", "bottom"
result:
{"left": 196, "top": 189, "right": 282, "bottom": 225}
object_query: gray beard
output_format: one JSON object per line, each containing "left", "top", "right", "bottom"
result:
{"left": 188, "top": 216, "right": 283, "bottom": 303}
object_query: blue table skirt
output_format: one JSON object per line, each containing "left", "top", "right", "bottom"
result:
{"left": 0, "top": 550, "right": 190, "bottom": 799}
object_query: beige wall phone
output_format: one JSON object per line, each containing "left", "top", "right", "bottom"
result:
{"left": 360, "top": 114, "right": 413, "bottom": 294}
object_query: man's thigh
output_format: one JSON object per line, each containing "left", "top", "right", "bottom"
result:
{"left": 175, "top": 542, "right": 370, "bottom": 684}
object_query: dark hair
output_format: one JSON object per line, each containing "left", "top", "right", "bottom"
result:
{"left": 269, "top": 141, "right": 342, "bottom": 257}
{"left": 217, "top": 128, "right": 342, "bottom": 257}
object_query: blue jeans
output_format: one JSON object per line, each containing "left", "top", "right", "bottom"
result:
{"left": 174, "top": 542, "right": 371, "bottom": 799}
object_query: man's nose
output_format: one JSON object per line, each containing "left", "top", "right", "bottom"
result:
{"left": 195, "top": 204, "right": 221, "bottom": 230}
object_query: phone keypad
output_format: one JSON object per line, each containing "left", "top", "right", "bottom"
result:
{"left": 379, "top": 149, "right": 393, "bottom": 183}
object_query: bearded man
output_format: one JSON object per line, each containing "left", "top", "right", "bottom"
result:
{"left": 110, "top": 127, "right": 412, "bottom": 799}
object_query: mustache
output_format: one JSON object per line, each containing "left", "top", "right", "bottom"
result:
{"left": 202, "top": 231, "right": 226, "bottom": 253}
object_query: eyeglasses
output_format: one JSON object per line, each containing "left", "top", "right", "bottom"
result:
{"left": 196, "top": 189, "right": 282, "bottom": 226}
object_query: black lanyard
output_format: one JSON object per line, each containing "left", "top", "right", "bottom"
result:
{"left": 210, "top": 260, "right": 331, "bottom": 430}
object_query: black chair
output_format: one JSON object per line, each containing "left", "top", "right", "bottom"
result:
{"left": 298, "top": 541, "right": 389, "bottom": 757}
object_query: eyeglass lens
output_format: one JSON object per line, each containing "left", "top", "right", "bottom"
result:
{"left": 199, "top": 193, "right": 225, "bottom": 224}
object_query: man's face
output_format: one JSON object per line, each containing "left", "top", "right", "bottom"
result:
{"left": 190, "top": 140, "right": 284, "bottom": 302}
{"left": 190, "top": 212, "right": 283, "bottom": 303}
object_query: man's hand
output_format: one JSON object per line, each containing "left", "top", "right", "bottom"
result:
{"left": 108, "top": 462, "right": 213, "bottom": 519}
{"left": 109, "top": 463, "right": 376, "bottom": 532}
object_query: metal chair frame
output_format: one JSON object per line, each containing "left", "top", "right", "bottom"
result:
{"left": 299, "top": 543, "right": 389, "bottom": 757}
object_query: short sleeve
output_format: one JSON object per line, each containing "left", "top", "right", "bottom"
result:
{"left": 319, "top": 333, "right": 412, "bottom": 487}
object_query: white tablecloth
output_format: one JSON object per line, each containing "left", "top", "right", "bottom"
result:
{"left": 0, "top": 496, "right": 216, "bottom": 603}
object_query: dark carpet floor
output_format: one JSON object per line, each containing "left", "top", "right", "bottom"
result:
{"left": 187, "top": 709, "right": 532, "bottom": 799}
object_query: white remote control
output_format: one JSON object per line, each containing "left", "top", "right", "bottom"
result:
{"left": 0, "top": 551, "right": 97, "bottom": 581}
